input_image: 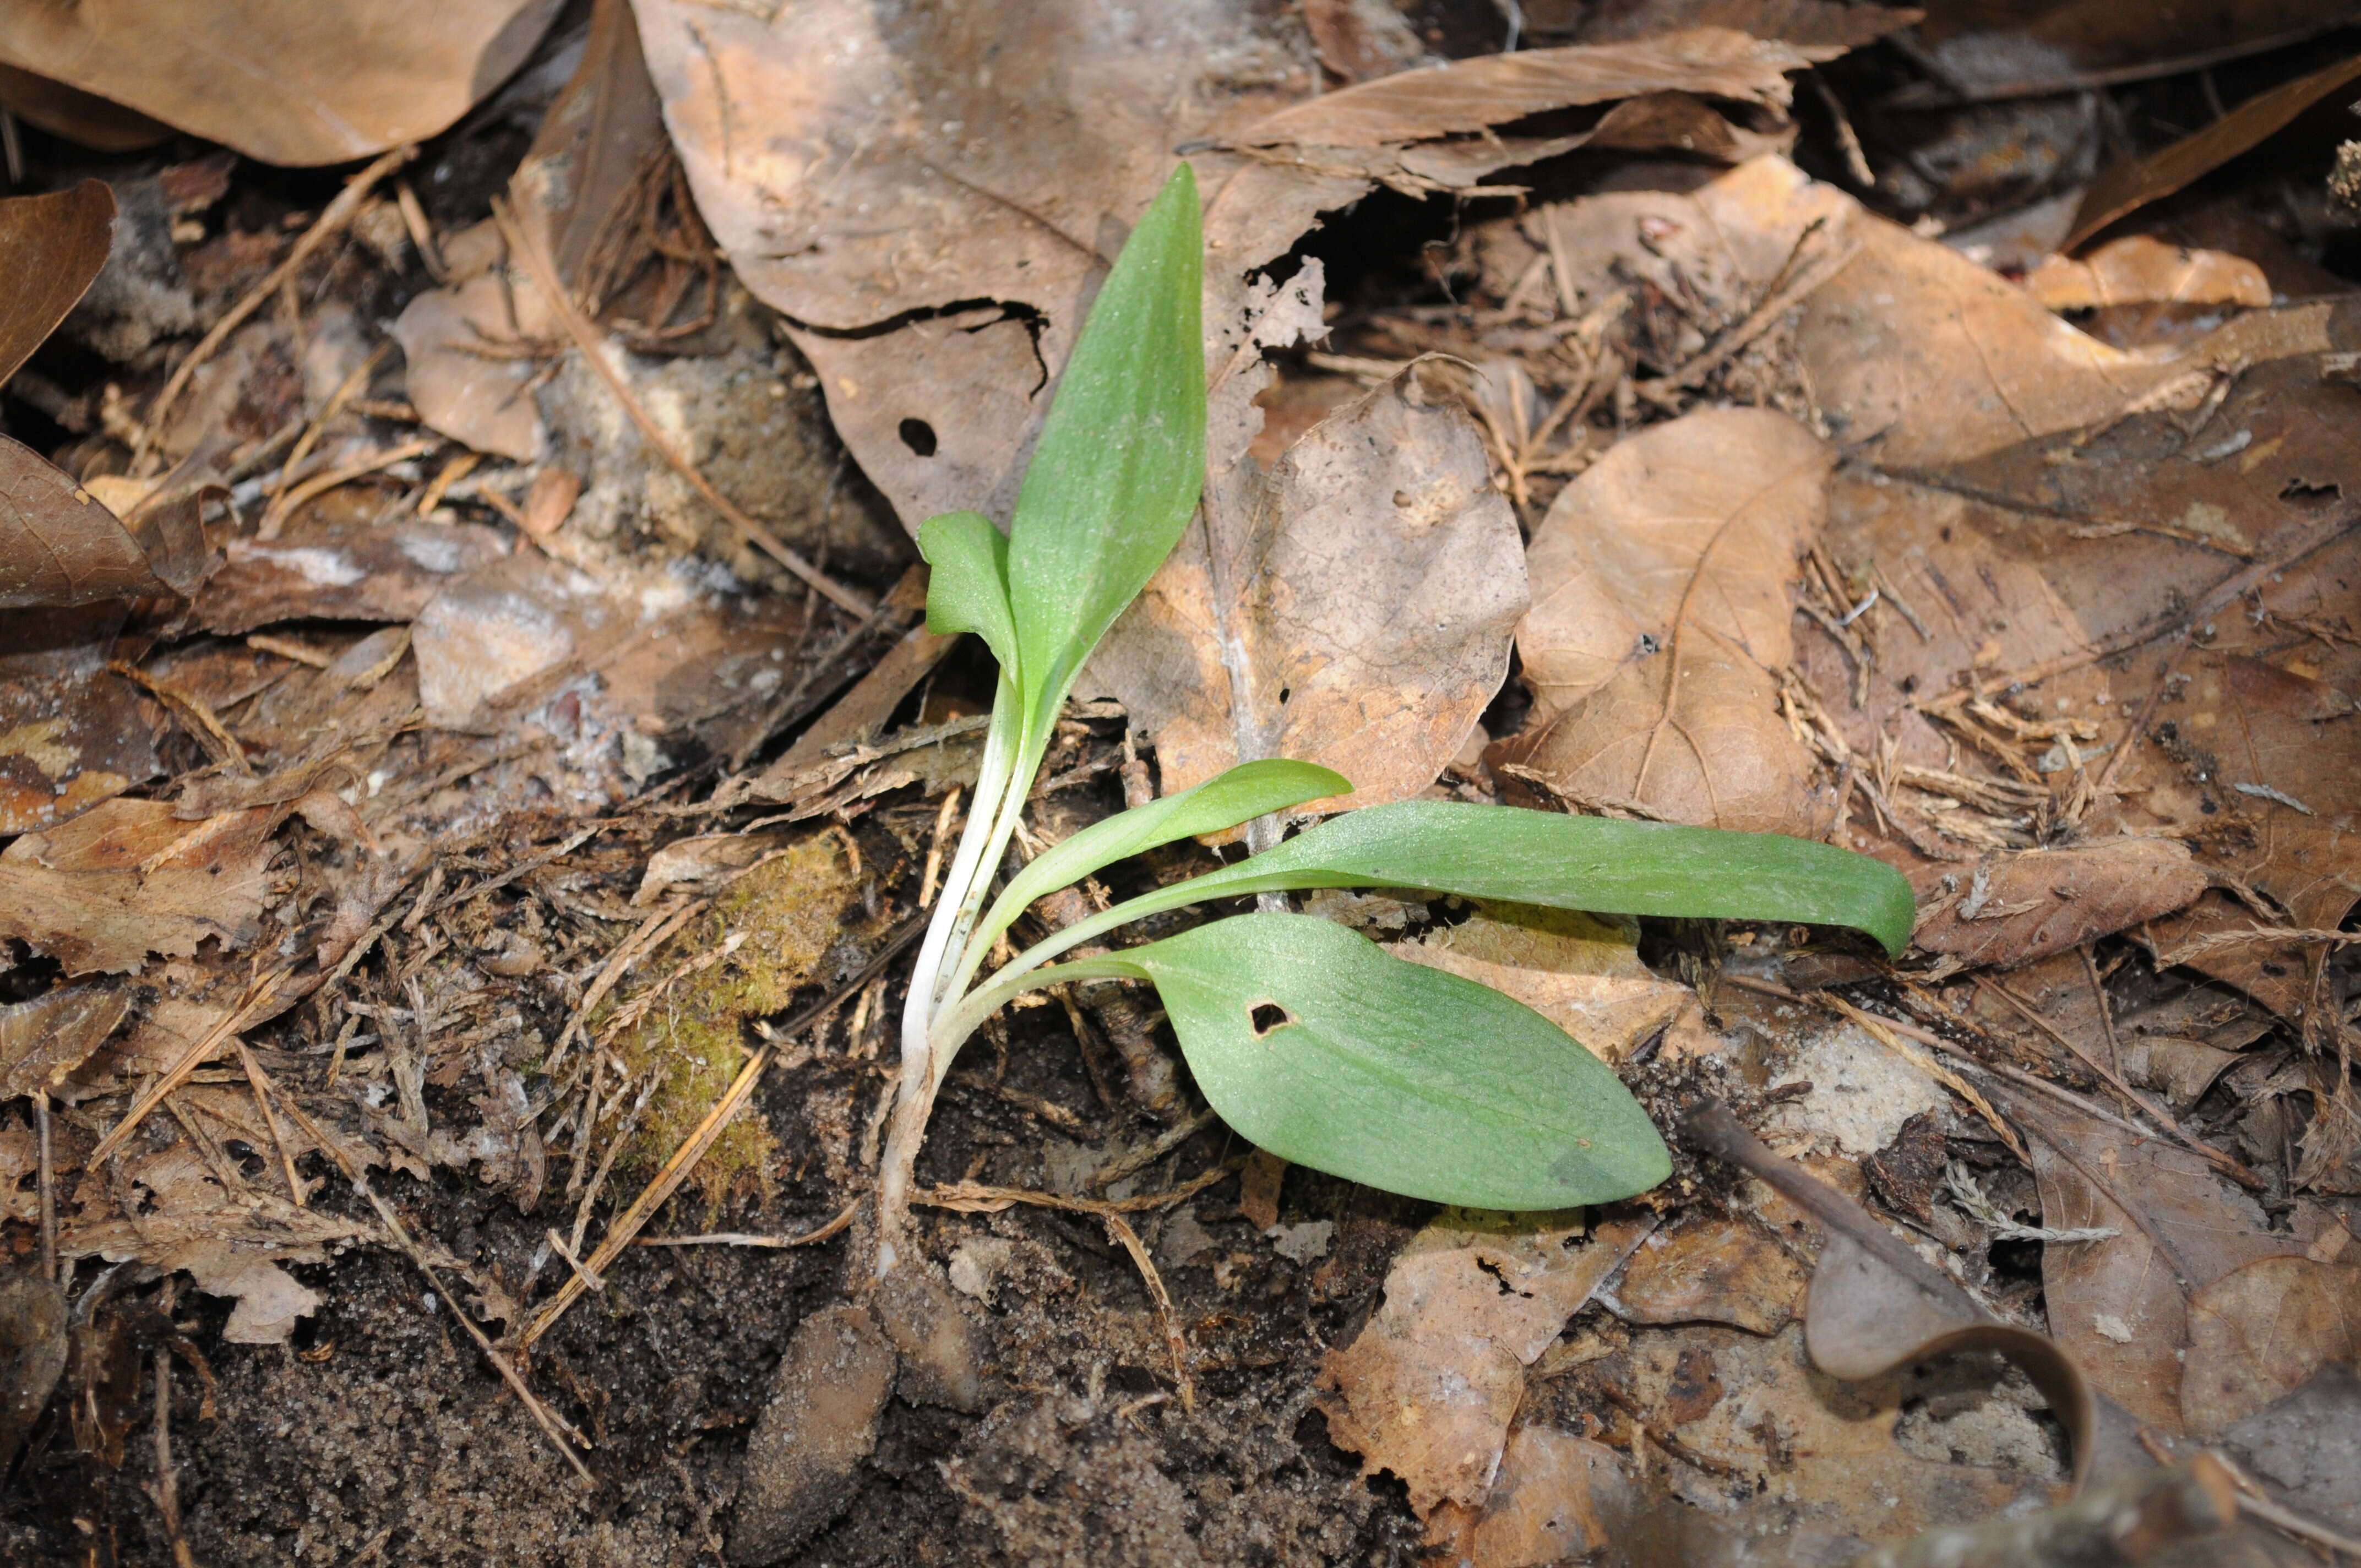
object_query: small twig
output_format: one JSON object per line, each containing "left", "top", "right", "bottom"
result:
{"left": 1102, "top": 1211, "right": 1195, "bottom": 1413}
{"left": 491, "top": 197, "right": 871, "bottom": 616}
{"left": 1825, "top": 993, "right": 2031, "bottom": 1166}
{"left": 262, "top": 339, "right": 395, "bottom": 537}
{"left": 257, "top": 437, "right": 437, "bottom": 537}
{"left": 545, "top": 1227, "right": 606, "bottom": 1293}
{"left": 34, "top": 1090, "right": 56, "bottom": 1284}
{"left": 1086, "top": 1106, "right": 1220, "bottom": 1195}
{"left": 148, "top": 1286, "right": 199, "bottom": 1568}
{"left": 917, "top": 1158, "right": 1242, "bottom": 1218}
{"left": 2082, "top": 946, "right": 2125, "bottom": 1080}
{"left": 229, "top": 1035, "right": 308, "bottom": 1206}
{"left": 137, "top": 146, "right": 414, "bottom": 467}
{"left": 91, "top": 965, "right": 296, "bottom": 1163}
{"left": 632, "top": 1200, "right": 861, "bottom": 1250}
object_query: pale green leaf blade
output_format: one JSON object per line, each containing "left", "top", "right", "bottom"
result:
{"left": 972, "top": 759, "right": 1350, "bottom": 954}
{"left": 917, "top": 510, "right": 1018, "bottom": 674}
{"left": 1085, "top": 801, "right": 1913, "bottom": 957}
{"left": 1055, "top": 913, "right": 1670, "bottom": 1210}
{"left": 1005, "top": 164, "right": 1205, "bottom": 725}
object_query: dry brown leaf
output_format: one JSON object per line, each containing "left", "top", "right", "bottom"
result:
{"left": 1612, "top": 1213, "right": 1808, "bottom": 1335}
{"left": 0, "top": 62, "right": 173, "bottom": 153}
{"left": 2217, "top": 1363, "right": 2361, "bottom": 1540}
{"left": 1225, "top": 28, "right": 1832, "bottom": 147}
{"left": 507, "top": 0, "right": 666, "bottom": 295}
{"left": 0, "top": 982, "right": 133, "bottom": 1100}
{"left": 0, "top": 605, "right": 168, "bottom": 834}
{"left": 2065, "top": 52, "right": 2361, "bottom": 251}
{"left": 1317, "top": 1210, "right": 1655, "bottom": 1517}
{"left": 1908, "top": 840, "right": 2208, "bottom": 968}
{"left": 0, "top": 0, "right": 564, "bottom": 167}
{"left": 0, "top": 179, "right": 114, "bottom": 389}
{"left": 2021, "top": 1096, "right": 2297, "bottom": 1431}
{"left": 0, "top": 434, "right": 185, "bottom": 608}
{"left": 389, "top": 224, "right": 548, "bottom": 463}
{"left": 0, "top": 1270, "right": 66, "bottom": 1479}
{"left": 1390, "top": 905, "right": 1690, "bottom": 1065}
{"left": 2023, "top": 236, "right": 2271, "bottom": 312}
{"left": 195, "top": 509, "right": 507, "bottom": 634}
{"left": 1299, "top": 0, "right": 1432, "bottom": 81}
{"left": 1496, "top": 406, "right": 1829, "bottom": 834}
{"left": 1903, "top": 0, "right": 2351, "bottom": 104}
{"left": 2179, "top": 1256, "right": 2361, "bottom": 1437}
{"left": 0, "top": 798, "right": 275, "bottom": 975}
{"left": 635, "top": 1, "right": 1849, "bottom": 532}
{"left": 1086, "top": 378, "right": 1525, "bottom": 820}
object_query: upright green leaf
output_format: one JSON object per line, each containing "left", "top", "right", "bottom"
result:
{"left": 1048, "top": 913, "right": 1671, "bottom": 1210}
{"left": 917, "top": 510, "right": 1019, "bottom": 675}
{"left": 1005, "top": 164, "right": 1205, "bottom": 727}
{"left": 969, "top": 759, "right": 1350, "bottom": 961}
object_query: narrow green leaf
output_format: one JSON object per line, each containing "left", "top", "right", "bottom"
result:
{"left": 1052, "top": 913, "right": 1671, "bottom": 1210}
{"left": 1008, "top": 801, "right": 1914, "bottom": 973}
{"left": 917, "top": 510, "right": 1019, "bottom": 674}
{"left": 970, "top": 759, "right": 1350, "bottom": 960}
{"left": 1005, "top": 164, "right": 1205, "bottom": 729}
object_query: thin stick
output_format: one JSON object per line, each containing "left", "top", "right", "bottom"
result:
{"left": 1826, "top": 994, "right": 2030, "bottom": 1165}
{"left": 148, "top": 1293, "right": 199, "bottom": 1568}
{"left": 34, "top": 1090, "right": 56, "bottom": 1284}
{"left": 262, "top": 339, "right": 395, "bottom": 537}
{"left": 491, "top": 198, "right": 871, "bottom": 616}
{"left": 1087, "top": 1107, "right": 1219, "bottom": 1195}
{"left": 918, "top": 1160, "right": 1242, "bottom": 1218}
{"left": 91, "top": 965, "right": 294, "bottom": 1163}
{"left": 258, "top": 437, "right": 437, "bottom": 536}
{"left": 633, "top": 1201, "right": 861, "bottom": 1250}
{"left": 2082, "top": 946, "right": 2125, "bottom": 1080}
{"left": 229, "top": 1036, "right": 308, "bottom": 1206}
{"left": 1975, "top": 975, "right": 2260, "bottom": 1189}
{"left": 137, "top": 146, "right": 414, "bottom": 465}
{"left": 1103, "top": 1211, "right": 1195, "bottom": 1413}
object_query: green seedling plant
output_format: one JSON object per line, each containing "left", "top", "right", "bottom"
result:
{"left": 874, "top": 164, "right": 1913, "bottom": 1273}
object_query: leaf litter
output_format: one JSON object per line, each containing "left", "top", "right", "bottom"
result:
{"left": 0, "top": 6, "right": 2359, "bottom": 1567}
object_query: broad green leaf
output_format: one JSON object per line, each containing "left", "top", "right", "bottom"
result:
{"left": 917, "top": 510, "right": 1019, "bottom": 674}
{"left": 1005, "top": 801, "right": 1914, "bottom": 976}
{"left": 970, "top": 759, "right": 1350, "bottom": 960}
{"left": 1049, "top": 913, "right": 1671, "bottom": 1210}
{"left": 1005, "top": 164, "right": 1205, "bottom": 730}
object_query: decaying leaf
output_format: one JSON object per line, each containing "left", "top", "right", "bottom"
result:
{"left": 1086, "top": 377, "right": 1525, "bottom": 821}
{"left": 0, "top": 798, "right": 276, "bottom": 975}
{"left": 0, "top": 1270, "right": 67, "bottom": 1478}
{"left": 1497, "top": 406, "right": 1829, "bottom": 833}
{"left": 1903, "top": 0, "right": 2351, "bottom": 105}
{"left": 388, "top": 224, "right": 548, "bottom": 463}
{"left": 1908, "top": 840, "right": 2209, "bottom": 969}
{"left": 0, "top": 0, "right": 564, "bottom": 166}
{"left": 1390, "top": 905, "right": 1691, "bottom": 1065}
{"left": 1611, "top": 1213, "right": 1808, "bottom": 1335}
{"left": 2021, "top": 1096, "right": 2297, "bottom": 1431}
{"left": 635, "top": 0, "right": 1858, "bottom": 533}
{"left": 1318, "top": 1210, "right": 1655, "bottom": 1516}
{"left": 0, "top": 981, "right": 134, "bottom": 1099}
{"left": 2218, "top": 1362, "right": 2361, "bottom": 1540}
{"left": 0, "top": 178, "right": 115, "bottom": 388}
{"left": 0, "top": 604, "right": 168, "bottom": 834}
{"left": 2179, "top": 1255, "right": 2361, "bottom": 1436}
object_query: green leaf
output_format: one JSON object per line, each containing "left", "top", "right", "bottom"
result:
{"left": 1050, "top": 913, "right": 1671, "bottom": 1210}
{"left": 1005, "top": 164, "right": 1205, "bottom": 731}
{"left": 917, "top": 510, "right": 1019, "bottom": 674}
{"left": 969, "top": 759, "right": 1350, "bottom": 960}
{"left": 1010, "top": 801, "right": 1914, "bottom": 971}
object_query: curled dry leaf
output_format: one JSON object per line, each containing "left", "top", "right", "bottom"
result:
{"left": 1497, "top": 406, "right": 1830, "bottom": 834}
{"left": 0, "top": 0, "right": 564, "bottom": 166}
{"left": 0, "top": 1271, "right": 67, "bottom": 1478}
{"left": 1908, "top": 839, "right": 2208, "bottom": 968}
{"left": 0, "top": 798, "right": 275, "bottom": 975}
{"left": 2022, "top": 235, "right": 2272, "bottom": 313}
{"left": 1086, "top": 377, "right": 1525, "bottom": 820}
{"left": 389, "top": 227, "right": 548, "bottom": 463}
{"left": 1221, "top": 28, "right": 1834, "bottom": 146}
{"left": 0, "top": 179, "right": 115, "bottom": 388}
{"left": 1317, "top": 1210, "right": 1656, "bottom": 1518}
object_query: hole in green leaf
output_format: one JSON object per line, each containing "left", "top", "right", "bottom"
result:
{"left": 1247, "top": 1001, "right": 1294, "bottom": 1038}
